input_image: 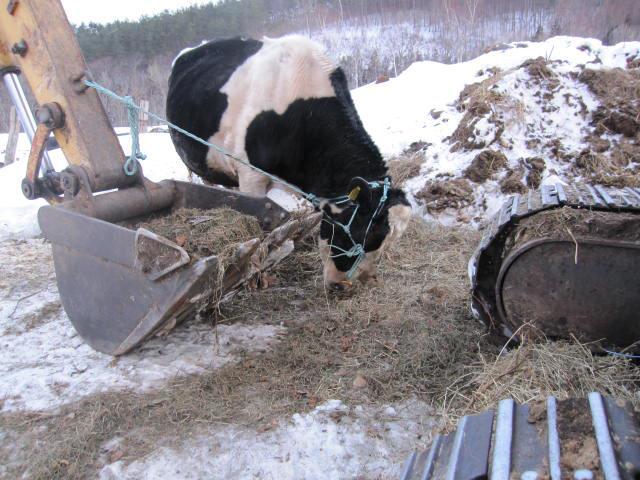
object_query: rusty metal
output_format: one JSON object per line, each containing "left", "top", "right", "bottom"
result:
{"left": 498, "top": 239, "right": 640, "bottom": 348}
{"left": 35, "top": 102, "right": 64, "bottom": 129}
{"left": 39, "top": 180, "right": 320, "bottom": 355}
{"left": 22, "top": 122, "right": 52, "bottom": 199}
{"left": 470, "top": 182, "right": 640, "bottom": 350}
{"left": 0, "top": 0, "right": 134, "bottom": 194}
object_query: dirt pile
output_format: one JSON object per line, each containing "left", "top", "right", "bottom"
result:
{"left": 415, "top": 178, "right": 474, "bottom": 212}
{"left": 580, "top": 68, "right": 640, "bottom": 138}
{"left": 464, "top": 150, "right": 508, "bottom": 182}
{"left": 414, "top": 52, "right": 640, "bottom": 225}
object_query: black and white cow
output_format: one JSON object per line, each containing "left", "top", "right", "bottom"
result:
{"left": 167, "top": 35, "right": 411, "bottom": 289}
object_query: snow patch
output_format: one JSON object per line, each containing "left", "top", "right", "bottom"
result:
{"left": 98, "top": 399, "right": 435, "bottom": 480}
{"left": 0, "top": 240, "right": 284, "bottom": 412}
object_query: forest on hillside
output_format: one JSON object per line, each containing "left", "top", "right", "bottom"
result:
{"left": 1, "top": 0, "right": 639, "bottom": 130}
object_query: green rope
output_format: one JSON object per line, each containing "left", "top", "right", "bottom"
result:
{"left": 84, "top": 79, "right": 390, "bottom": 279}
{"left": 123, "top": 95, "right": 147, "bottom": 175}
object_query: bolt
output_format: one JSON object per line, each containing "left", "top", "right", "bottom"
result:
{"left": 11, "top": 40, "right": 27, "bottom": 57}
{"left": 36, "top": 107, "right": 52, "bottom": 125}
{"left": 265, "top": 202, "right": 272, "bottom": 210}
{"left": 35, "top": 103, "right": 65, "bottom": 129}
{"left": 21, "top": 178, "right": 34, "bottom": 199}
{"left": 279, "top": 212, "right": 286, "bottom": 220}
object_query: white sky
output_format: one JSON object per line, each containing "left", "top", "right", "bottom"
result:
{"left": 61, "top": 0, "right": 216, "bottom": 25}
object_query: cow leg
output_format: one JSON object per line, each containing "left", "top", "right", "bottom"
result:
{"left": 238, "top": 164, "right": 271, "bottom": 196}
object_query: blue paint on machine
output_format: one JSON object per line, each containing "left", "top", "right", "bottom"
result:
{"left": 166, "top": 35, "right": 411, "bottom": 289}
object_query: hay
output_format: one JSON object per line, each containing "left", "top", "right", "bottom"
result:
{"left": 5, "top": 218, "right": 640, "bottom": 478}
{"left": 442, "top": 339, "right": 640, "bottom": 429}
{"left": 138, "top": 207, "right": 263, "bottom": 261}
{"left": 386, "top": 152, "right": 424, "bottom": 186}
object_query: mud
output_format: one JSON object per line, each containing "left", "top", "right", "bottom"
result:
{"left": 415, "top": 178, "right": 474, "bottom": 212}
{"left": 464, "top": 150, "right": 508, "bottom": 183}
{"left": 556, "top": 398, "right": 602, "bottom": 477}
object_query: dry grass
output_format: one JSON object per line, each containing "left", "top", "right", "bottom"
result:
{"left": 3, "top": 218, "right": 640, "bottom": 478}
{"left": 138, "top": 207, "right": 263, "bottom": 260}
{"left": 386, "top": 152, "right": 424, "bottom": 186}
{"left": 441, "top": 339, "right": 640, "bottom": 430}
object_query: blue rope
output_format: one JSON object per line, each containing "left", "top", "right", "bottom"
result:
{"left": 603, "top": 348, "right": 640, "bottom": 360}
{"left": 85, "top": 79, "right": 317, "bottom": 201}
{"left": 123, "top": 95, "right": 147, "bottom": 175}
{"left": 84, "top": 79, "right": 390, "bottom": 280}
{"left": 328, "top": 178, "right": 390, "bottom": 279}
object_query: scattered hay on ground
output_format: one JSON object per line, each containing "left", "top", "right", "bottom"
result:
{"left": 464, "top": 150, "right": 508, "bottom": 183}
{"left": 4, "top": 217, "right": 640, "bottom": 478}
{"left": 2, "top": 220, "right": 490, "bottom": 479}
{"left": 571, "top": 148, "right": 640, "bottom": 188}
{"left": 442, "top": 340, "right": 640, "bottom": 429}
{"left": 505, "top": 207, "right": 640, "bottom": 248}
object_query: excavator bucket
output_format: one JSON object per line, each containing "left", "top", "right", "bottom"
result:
{"left": 0, "top": 0, "right": 322, "bottom": 355}
{"left": 39, "top": 180, "right": 320, "bottom": 355}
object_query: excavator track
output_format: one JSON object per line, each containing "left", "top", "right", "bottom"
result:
{"left": 401, "top": 393, "right": 640, "bottom": 480}
{"left": 469, "top": 183, "right": 640, "bottom": 351}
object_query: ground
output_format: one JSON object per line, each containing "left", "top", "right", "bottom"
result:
{"left": 1, "top": 36, "right": 640, "bottom": 480}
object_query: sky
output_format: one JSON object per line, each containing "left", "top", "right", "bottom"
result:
{"left": 61, "top": 0, "right": 216, "bottom": 25}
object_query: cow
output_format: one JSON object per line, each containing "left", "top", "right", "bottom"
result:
{"left": 166, "top": 35, "right": 411, "bottom": 290}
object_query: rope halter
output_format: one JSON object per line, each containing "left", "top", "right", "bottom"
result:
{"left": 325, "top": 178, "right": 390, "bottom": 279}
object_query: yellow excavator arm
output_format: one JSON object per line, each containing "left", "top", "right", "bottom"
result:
{"left": 0, "top": 0, "right": 318, "bottom": 355}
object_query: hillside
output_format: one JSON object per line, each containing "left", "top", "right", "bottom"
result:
{"left": 1, "top": 0, "right": 639, "bottom": 130}
{"left": 355, "top": 36, "right": 640, "bottom": 226}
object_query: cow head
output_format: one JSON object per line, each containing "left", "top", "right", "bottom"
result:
{"left": 319, "top": 177, "right": 412, "bottom": 290}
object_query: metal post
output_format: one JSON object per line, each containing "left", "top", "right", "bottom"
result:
{"left": 2, "top": 72, "right": 54, "bottom": 173}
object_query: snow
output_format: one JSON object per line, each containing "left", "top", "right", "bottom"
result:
{"left": 0, "top": 237, "right": 285, "bottom": 412}
{"left": 351, "top": 36, "right": 640, "bottom": 225}
{"left": 98, "top": 399, "right": 434, "bottom": 480}
{"left": 352, "top": 36, "right": 638, "bottom": 157}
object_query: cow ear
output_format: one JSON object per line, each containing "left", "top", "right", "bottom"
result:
{"left": 348, "top": 177, "right": 372, "bottom": 205}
